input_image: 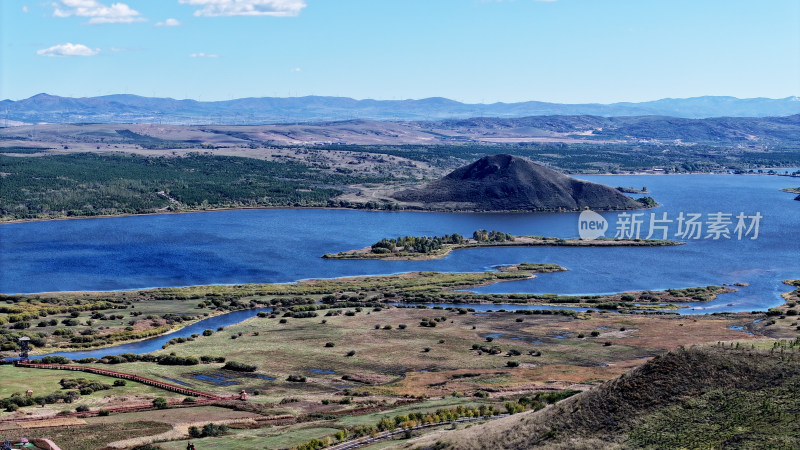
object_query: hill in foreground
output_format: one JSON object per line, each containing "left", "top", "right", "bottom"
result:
{"left": 398, "top": 345, "right": 800, "bottom": 449}
{"left": 391, "top": 154, "right": 644, "bottom": 211}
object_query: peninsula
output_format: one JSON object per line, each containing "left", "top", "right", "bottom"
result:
{"left": 323, "top": 230, "right": 681, "bottom": 260}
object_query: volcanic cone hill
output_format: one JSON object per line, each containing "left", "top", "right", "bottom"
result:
{"left": 391, "top": 154, "right": 644, "bottom": 211}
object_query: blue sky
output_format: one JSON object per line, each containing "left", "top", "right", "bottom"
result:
{"left": 2, "top": 0, "right": 799, "bottom": 103}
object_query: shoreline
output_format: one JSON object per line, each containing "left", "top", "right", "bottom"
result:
{"left": 0, "top": 173, "right": 772, "bottom": 226}
{"left": 2, "top": 171, "right": 795, "bottom": 225}
{"left": 0, "top": 202, "right": 656, "bottom": 225}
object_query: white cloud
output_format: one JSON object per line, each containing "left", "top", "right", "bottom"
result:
{"left": 292, "top": 67, "right": 302, "bottom": 72}
{"left": 52, "top": 0, "right": 145, "bottom": 24}
{"left": 189, "top": 52, "right": 219, "bottom": 58}
{"left": 179, "top": 0, "right": 306, "bottom": 17}
{"left": 37, "top": 43, "right": 100, "bottom": 57}
{"left": 22, "top": 5, "right": 30, "bottom": 13}
{"left": 155, "top": 18, "right": 181, "bottom": 27}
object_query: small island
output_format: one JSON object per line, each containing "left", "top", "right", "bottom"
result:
{"left": 323, "top": 230, "right": 682, "bottom": 260}
{"left": 782, "top": 187, "right": 800, "bottom": 200}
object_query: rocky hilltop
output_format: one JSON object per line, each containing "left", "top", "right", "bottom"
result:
{"left": 392, "top": 154, "right": 644, "bottom": 211}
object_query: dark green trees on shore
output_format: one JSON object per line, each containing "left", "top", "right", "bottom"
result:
{"left": 370, "top": 230, "right": 513, "bottom": 255}
{"left": 370, "top": 233, "right": 465, "bottom": 254}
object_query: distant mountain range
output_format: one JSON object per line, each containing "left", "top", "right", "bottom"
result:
{"left": 2, "top": 93, "right": 799, "bottom": 125}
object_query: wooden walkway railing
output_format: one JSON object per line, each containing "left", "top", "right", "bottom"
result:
{"left": 15, "top": 362, "right": 225, "bottom": 400}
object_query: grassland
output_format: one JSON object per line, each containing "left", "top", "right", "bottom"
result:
{"left": 87, "top": 304, "right": 760, "bottom": 400}
{"left": 156, "top": 426, "right": 343, "bottom": 450}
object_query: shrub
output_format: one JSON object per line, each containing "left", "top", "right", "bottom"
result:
{"left": 507, "top": 361, "right": 520, "bottom": 367}
{"left": 202, "top": 329, "right": 214, "bottom": 336}
{"left": 279, "top": 318, "right": 288, "bottom": 324}
{"left": 76, "top": 405, "right": 90, "bottom": 412}
{"left": 423, "top": 347, "right": 431, "bottom": 352}
{"left": 152, "top": 397, "right": 168, "bottom": 409}
{"left": 157, "top": 355, "right": 199, "bottom": 366}
{"left": 40, "top": 356, "right": 70, "bottom": 364}
{"left": 98, "top": 409, "right": 110, "bottom": 416}
{"left": 590, "top": 331, "right": 600, "bottom": 337}
{"left": 325, "top": 342, "right": 335, "bottom": 348}
{"left": 346, "top": 350, "right": 356, "bottom": 357}
{"left": 604, "top": 341, "right": 612, "bottom": 346}
{"left": 398, "top": 324, "right": 407, "bottom": 329}
{"left": 286, "top": 375, "right": 307, "bottom": 383}
{"left": 223, "top": 361, "right": 257, "bottom": 372}
{"left": 201, "top": 423, "right": 228, "bottom": 437}
{"left": 113, "top": 380, "right": 126, "bottom": 387}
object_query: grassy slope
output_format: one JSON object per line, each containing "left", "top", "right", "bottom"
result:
{"left": 399, "top": 346, "right": 800, "bottom": 449}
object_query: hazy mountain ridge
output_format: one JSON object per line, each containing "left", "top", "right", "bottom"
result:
{"left": 2, "top": 93, "right": 799, "bottom": 125}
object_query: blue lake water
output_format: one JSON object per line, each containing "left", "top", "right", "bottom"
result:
{"left": 2, "top": 174, "right": 799, "bottom": 317}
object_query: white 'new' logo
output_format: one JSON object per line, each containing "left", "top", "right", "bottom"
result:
{"left": 578, "top": 209, "right": 607, "bottom": 240}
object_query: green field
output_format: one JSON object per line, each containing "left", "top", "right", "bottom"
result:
{"left": 156, "top": 426, "right": 342, "bottom": 450}
{"left": 0, "top": 365, "right": 184, "bottom": 418}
